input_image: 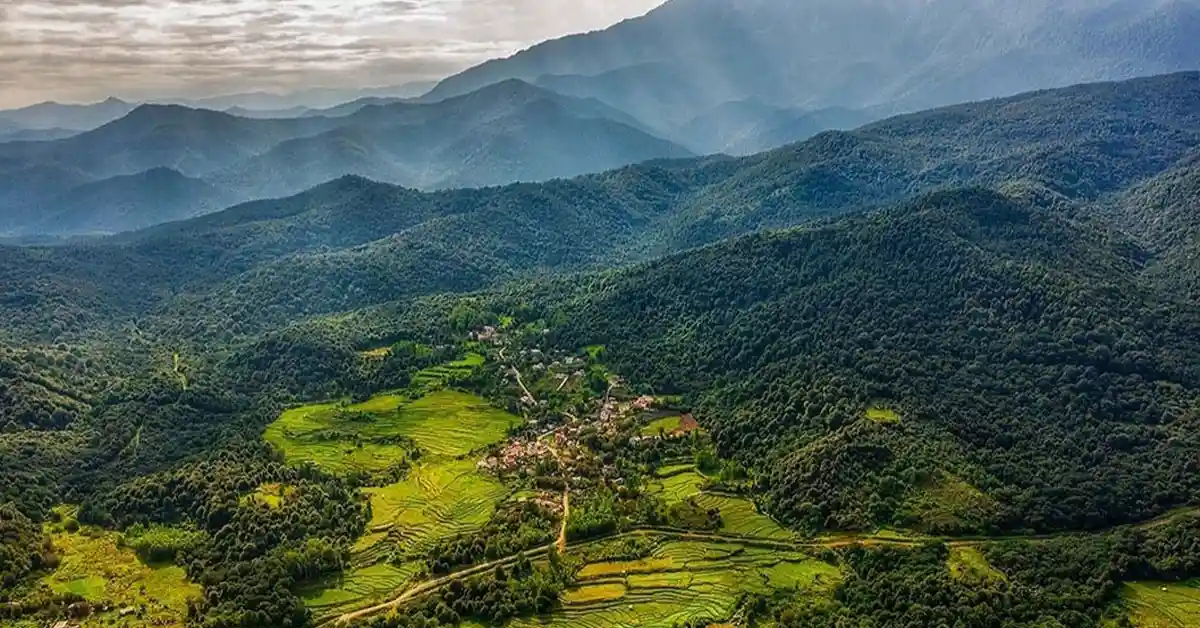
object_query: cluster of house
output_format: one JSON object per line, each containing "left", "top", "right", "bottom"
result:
{"left": 478, "top": 437, "right": 554, "bottom": 475}
{"left": 469, "top": 326, "right": 501, "bottom": 343}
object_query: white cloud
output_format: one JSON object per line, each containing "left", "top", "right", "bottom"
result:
{"left": 0, "top": 0, "right": 666, "bottom": 107}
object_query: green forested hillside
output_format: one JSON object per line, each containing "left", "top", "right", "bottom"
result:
{"left": 536, "top": 188, "right": 1200, "bottom": 533}
{"left": 3, "top": 73, "right": 1198, "bottom": 343}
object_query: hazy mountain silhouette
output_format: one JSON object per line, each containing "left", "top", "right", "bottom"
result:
{"left": 0, "top": 97, "right": 137, "bottom": 131}
{"left": 425, "top": 0, "right": 1200, "bottom": 152}
{"left": 0, "top": 81, "right": 690, "bottom": 235}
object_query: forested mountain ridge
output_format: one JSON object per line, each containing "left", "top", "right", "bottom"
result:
{"left": 2, "top": 73, "right": 1196, "bottom": 343}
{"left": 0, "top": 81, "right": 690, "bottom": 237}
{"left": 529, "top": 187, "right": 1200, "bottom": 533}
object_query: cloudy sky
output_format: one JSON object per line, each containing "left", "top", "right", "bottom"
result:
{"left": 0, "top": 0, "right": 666, "bottom": 108}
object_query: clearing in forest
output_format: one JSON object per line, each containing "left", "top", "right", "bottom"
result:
{"left": 514, "top": 540, "right": 840, "bottom": 628}
{"left": 242, "top": 483, "right": 297, "bottom": 509}
{"left": 865, "top": 407, "right": 901, "bottom": 424}
{"left": 640, "top": 415, "right": 683, "bottom": 437}
{"left": 264, "top": 388, "right": 517, "bottom": 474}
{"left": 26, "top": 511, "right": 201, "bottom": 628}
{"left": 1121, "top": 581, "right": 1200, "bottom": 627}
{"left": 947, "top": 546, "right": 1006, "bottom": 587}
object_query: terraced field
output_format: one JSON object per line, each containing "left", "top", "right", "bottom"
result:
{"left": 648, "top": 467, "right": 795, "bottom": 540}
{"left": 411, "top": 353, "right": 485, "bottom": 390}
{"left": 514, "top": 540, "right": 840, "bottom": 628}
{"left": 302, "top": 561, "right": 423, "bottom": 621}
{"left": 695, "top": 493, "right": 796, "bottom": 541}
{"left": 1122, "top": 581, "right": 1200, "bottom": 627}
{"left": 287, "top": 385, "right": 522, "bottom": 620}
{"left": 358, "top": 459, "right": 510, "bottom": 560}
{"left": 17, "top": 512, "right": 202, "bottom": 628}
{"left": 265, "top": 388, "right": 517, "bottom": 473}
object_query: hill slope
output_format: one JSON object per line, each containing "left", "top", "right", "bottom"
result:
{"left": 31, "top": 168, "right": 234, "bottom": 236}
{"left": 0, "top": 97, "right": 137, "bottom": 131}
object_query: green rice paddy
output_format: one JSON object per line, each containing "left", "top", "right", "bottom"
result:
{"left": 279, "top": 384, "right": 521, "bottom": 619}
{"left": 1122, "top": 580, "right": 1200, "bottom": 627}
{"left": 301, "top": 561, "right": 423, "bottom": 618}
{"left": 514, "top": 540, "right": 840, "bottom": 628}
{"left": 264, "top": 388, "right": 519, "bottom": 474}
{"left": 411, "top": 352, "right": 485, "bottom": 389}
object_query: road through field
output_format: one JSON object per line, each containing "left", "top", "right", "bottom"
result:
{"left": 326, "top": 505, "right": 1200, "bottom": 626}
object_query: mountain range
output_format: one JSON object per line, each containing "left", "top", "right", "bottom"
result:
{"left": 0, "top": 81, "right": 691, "bottom": 236}
{"left": 2, "top": 0, "right": 1198, "bottom": 238}
{"left": 3, "top": 72, "right": 1197, "bottom": 341}
{"left": 426, "top": 0, "right": 1200, "bottom": 151}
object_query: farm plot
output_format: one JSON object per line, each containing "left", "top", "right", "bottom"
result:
{"left": 514, "top": 540, "right": 840, "bottom": 628}
{"left": 302, "top": 561, "right": 422, "bottom": 622}
{"left": 411, "top": 353, "right": 485, "bottom": 389}
{"left": 303, "top": 459, "right": 509, "bottom": 617}
{"left": 298, "top": 394, "right": 517, "bottom": 616}
{"left": 647, "top": 467, "right": 794, "bottom": 540}
{"left": 25, "top": 513, "right": 201, "bottom": 627}
{"left": 1122, "top": 581, "right": 1200, "bottom": 627}
{"left": 265, "top": 389, "right": 519, "bottom": 473}
{"left": 357, "top": 459, "right": 509, "bottom": 559}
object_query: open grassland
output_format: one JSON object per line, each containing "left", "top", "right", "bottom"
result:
{"left": 514, "top": 540, "right": 840, "bottom": 628}
{"left": 265, "top": 389, "right": 519, "bottom": 473}
{"left": 1122, "top": 581, "right": 1200, "bottom": 627}
{"left": 36, "top": 519, "right": 201, "bottom": 627}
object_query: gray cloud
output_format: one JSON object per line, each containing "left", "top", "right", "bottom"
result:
{"left": 0, "top": 0, "right": 665, "bottom": 107}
